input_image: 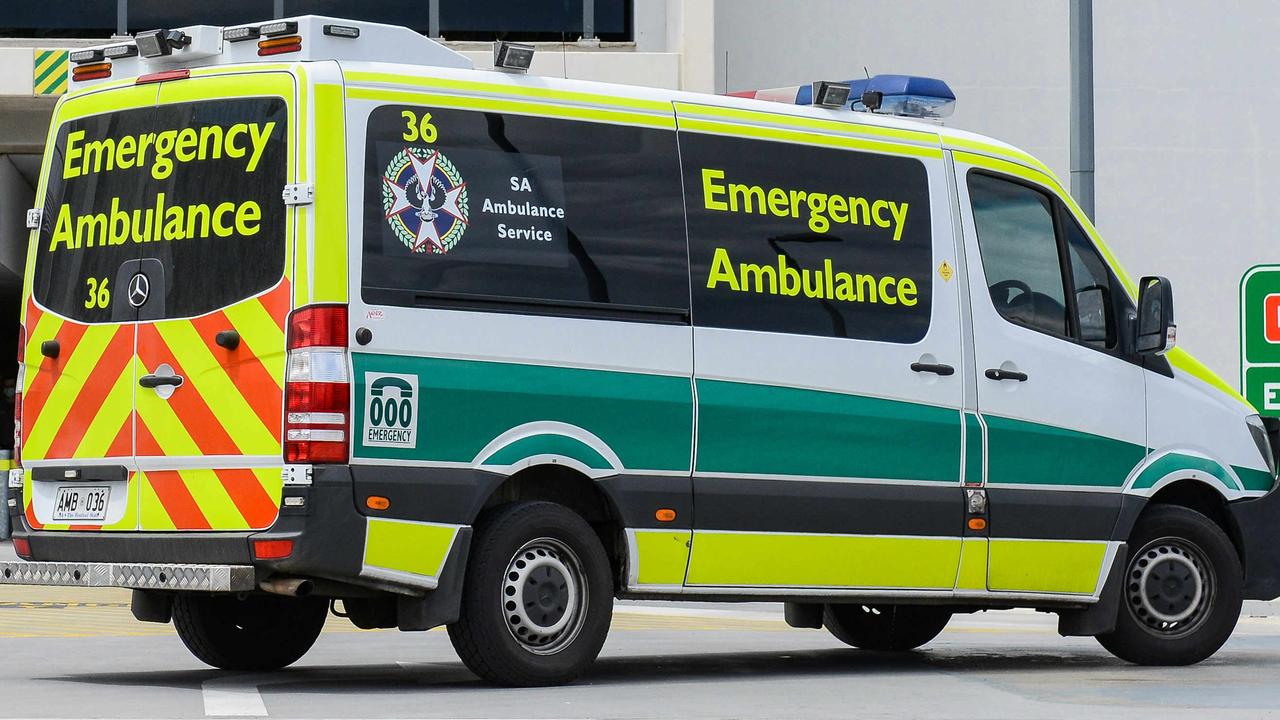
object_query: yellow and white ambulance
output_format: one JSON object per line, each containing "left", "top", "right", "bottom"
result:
{"left": 4, "top": 15, "right": 1280, "bottom": 686}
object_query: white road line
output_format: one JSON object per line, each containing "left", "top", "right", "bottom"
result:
{"left": 201, "top": 675, "right": 268, "bottom": 717}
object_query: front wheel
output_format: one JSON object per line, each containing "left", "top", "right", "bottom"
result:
{"left": 448, "top": 501, "right": 613, "bottom": 686}
{"left": 172, "top": 594, "right": 328, "bottom": 671}
{"left": 1096, "top": 505, "right": 1242, "bottom": 665}
{"left": 823, "top": 604, "right": 952, "bottom": 651}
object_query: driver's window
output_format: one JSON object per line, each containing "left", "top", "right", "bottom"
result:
{"left": 968, "top": 173, "right": 1068, "bottom": 337}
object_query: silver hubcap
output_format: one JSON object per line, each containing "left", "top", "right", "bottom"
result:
{"left": 1126, "top": 538, "right": 1213, "bottom": 636}
{"left": 502, "top": 537, "right": 587, "bottom": 654}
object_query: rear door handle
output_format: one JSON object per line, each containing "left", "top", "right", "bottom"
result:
{"left": 139, "top": 373, "right": 184, "bottom": 389}
{"left": 910, "top": 362, "right": 955, "bottom": 376}
{"left": 984, "top": 368, "right": 1028, "bottom": 382}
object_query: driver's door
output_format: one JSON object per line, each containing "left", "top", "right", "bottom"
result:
{"left": 956, "top": 162, "right": 1146, "bottom": 595}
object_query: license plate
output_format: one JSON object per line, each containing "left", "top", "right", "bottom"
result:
{"left": 52, "top": 486, "right": 110, "bottom": 522}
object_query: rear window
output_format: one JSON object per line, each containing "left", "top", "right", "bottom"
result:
{"left": 33, "top": 97, "right": 288, "bottom": 322}
{"left": 360, "top": 105, "right": 689, "bottom": 320}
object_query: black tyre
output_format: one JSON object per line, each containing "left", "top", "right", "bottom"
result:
{"left": 172, "top": 593, "right": 328, "bottom": 671}
{"left": 448, "top": 501, "right": 613, "bottom": 686}
{"left": 823, "top": 604, "right": 952, "bottom": 651}
{"left": 1097, "top": 504, "right": 1242, "bottom": 665}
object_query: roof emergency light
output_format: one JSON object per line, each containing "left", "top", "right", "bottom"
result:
{"left": 852, "top": 75, "right": 956, "bottom": 119}
{"left": 494, "top": 41, "right": 534, "bottom": 73}
{"left": 135, "top": 29, "right": 190, "bottom": 58}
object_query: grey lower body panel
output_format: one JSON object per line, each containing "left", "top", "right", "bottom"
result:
{"left": 0, "top": 560, "right": 256, "bottom": 592}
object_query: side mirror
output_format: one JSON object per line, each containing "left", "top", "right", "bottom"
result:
{"left": 1135, "top": 275, "right": 1176, "bottom": 355}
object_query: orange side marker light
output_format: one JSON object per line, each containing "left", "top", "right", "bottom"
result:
{"left": 655, "top": 508, "right": 677, "bottom": 522}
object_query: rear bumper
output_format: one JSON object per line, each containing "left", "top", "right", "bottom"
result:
{"left": 4, "top": 464, "right": 472, "bottom": 596}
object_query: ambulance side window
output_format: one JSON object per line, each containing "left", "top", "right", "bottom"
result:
{"left": 968, "top": 173, "right": 1069, "bottom": 338}
{"left": 681, "top": 132, "right": 933, "bottom": 343}
{"left": 361, "top": 105, "right": 689, "bottom": 320}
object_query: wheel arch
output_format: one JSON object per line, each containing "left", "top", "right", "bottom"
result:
{"left": 476, "top": 463, "right": 629, "bottom": 592}
{"left": 1119, "top": 479, "right": 1244, "bottom": 564}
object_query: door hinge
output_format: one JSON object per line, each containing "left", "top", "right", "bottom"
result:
{"left": 25, "top": 208, "right": 41, "bottom": 229}
{"left": 282, "top": 183, "right": 315, "bottom": 206}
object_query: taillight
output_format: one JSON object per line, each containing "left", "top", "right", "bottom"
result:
{"left": 284, "top": 305, "right": 348, "bottom": 464}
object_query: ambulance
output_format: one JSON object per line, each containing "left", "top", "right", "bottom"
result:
{"left": 3, "top": 15, "right": 1279, "bottom": 686}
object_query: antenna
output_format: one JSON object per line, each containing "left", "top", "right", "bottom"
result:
{"left": 864, "top": 66, "right": 871, "bottom": 79}
{"left": 561, "top": 29, "right": 568, "bottom": 79}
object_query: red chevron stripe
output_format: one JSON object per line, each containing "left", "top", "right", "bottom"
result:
{"left": 48, "top": 326, "right": 133, "bottom": 459}
{"left": 259, "top": 280, "right": 291, "bottom": 332}
{"left": 22, "top": 319, "right": 89, "bottom": 443}
{"left": 136, "top": 323, "right": 240, "bottom": 456}
{"left": 213, "top": 468, "right": 279, "bottom": 529}
{"left": 24, "top": 500, "right": 42, "bottom": 530}
{"left": 189, "top": 310, "right": 283, "bottom": 444}
{"left": 143, "top": 468, "right": 211, "bottom": 531}
{"left": 106, "top": 414, "right": 132, "bottom": 457}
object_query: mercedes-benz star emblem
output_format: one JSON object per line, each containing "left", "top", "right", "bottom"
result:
{"left": 127, "top": 273, "right": 150, "bottom": 308}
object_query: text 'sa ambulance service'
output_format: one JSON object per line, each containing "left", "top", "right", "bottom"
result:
{"left": 5, "top": 16, "right": 1280, "bottom": 686}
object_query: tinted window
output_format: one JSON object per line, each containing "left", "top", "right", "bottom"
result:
{"left": 968, "top": 173, "right": 1068, "bottom": 338}
{"left": 683, "top": 133, "right": 933, "bottom": 342}
{"left": 1063, "top": 213, "right": 1119, "bottom": 350}
{"left": 34, "top": 98, "right": 288, "bottom": 322}
{"left": 361, "top": 105, "right": 688, "bottom": 318}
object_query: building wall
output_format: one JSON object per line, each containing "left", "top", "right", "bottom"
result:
{"left": 712, "top": 0, "right": 1273, "bottom": 383}
{"left": 0, "top": 2, "right": 1273, "bottom": 384}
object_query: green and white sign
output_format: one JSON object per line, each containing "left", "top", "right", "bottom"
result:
{"left": 1241, "top": 265, "right": 1280, "bottom": 416}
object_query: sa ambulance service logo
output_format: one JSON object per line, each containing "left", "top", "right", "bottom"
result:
{"left": 382, "top": 147, "right": 469, "bottom": 254}
{"left": 364, "top": 372, "right": 419, "bottom": 449}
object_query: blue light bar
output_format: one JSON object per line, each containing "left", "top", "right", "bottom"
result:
{"left": 851, "top": 74, "right": 956, "bottom": 119}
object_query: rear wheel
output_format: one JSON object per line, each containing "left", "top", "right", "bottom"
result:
{"left": 1096, "top": 505, "right": 1242, "bottom": 665}
{"left": 172, "top": 594, "right": 328, "bottom": 671}
{"left": 823, "top": 604, "right": 952, "bottom": 651}
{"left": 448, "top": 501, "right": 613, "bottom": 686}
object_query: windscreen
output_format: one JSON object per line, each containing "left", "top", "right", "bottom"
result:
{"left": 33, "top": 97, "right": 288, "bottom": 322}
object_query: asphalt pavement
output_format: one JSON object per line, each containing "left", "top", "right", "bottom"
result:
{"left": 4, "top": 541, "right": 1280, "bottom": 719}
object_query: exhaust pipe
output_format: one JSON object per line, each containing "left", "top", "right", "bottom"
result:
{"left": 259, "top": 578, "right": 314, "bottom": 597}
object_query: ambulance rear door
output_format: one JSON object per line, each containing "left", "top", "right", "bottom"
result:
{"left": 130, "top": 72, "right": 295, "bottom": 532}
{"left": 21, "top": 84, "right": 158, "bottom": 532}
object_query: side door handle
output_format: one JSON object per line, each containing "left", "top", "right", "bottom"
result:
{"left": 910, "top": 362, "right": 955, "bottom": 376}
{"left": 139, "top": 373, "right": 184, "bottom": 389}
{"left": 984, "top": 368, "right": 1028, "bottom": 382}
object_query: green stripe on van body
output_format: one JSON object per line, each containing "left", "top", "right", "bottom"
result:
{"left": 982, "top": 415, "right": 1146, "bottom": 488}
{"left": 1234, "top": 465, "right": 1274, "bottom": 493}
{"left": 694, "top": 379, "right": 962, "bottom": 482}
{"left": 1131, "top": 452, "right": 1240, "bottom": 492}
{"left": 352, "top": 354, "right": 693, "bottom": 472}
{"left": 483, "top": 433, "right": 613, "bottom": 470}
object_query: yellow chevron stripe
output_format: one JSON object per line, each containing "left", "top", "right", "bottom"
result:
{"left": 223, "top": 298, "right": 286, "bottom": 387}
{"left": 96, "top": 473, "right": 139, "bottom": 531}
{"left": 72, "top": 361, "right": 134, "bottom": 459}
{"left": 179, "top": 469, "right": 250, "bottom": 530}
{"left": 22, "top": 311, "right": 64, "bottom": 395}
{"left": 137, "top": 472, "right": 177, "bottom": 531}
{"left": 253, "top": 467, "right": 283, "bottom": 504}
{"left": 24, "top": 325, "right": 118, "bottom": 458}
{"left": 153, "top": 321, "right": 278, "bottom": 454}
